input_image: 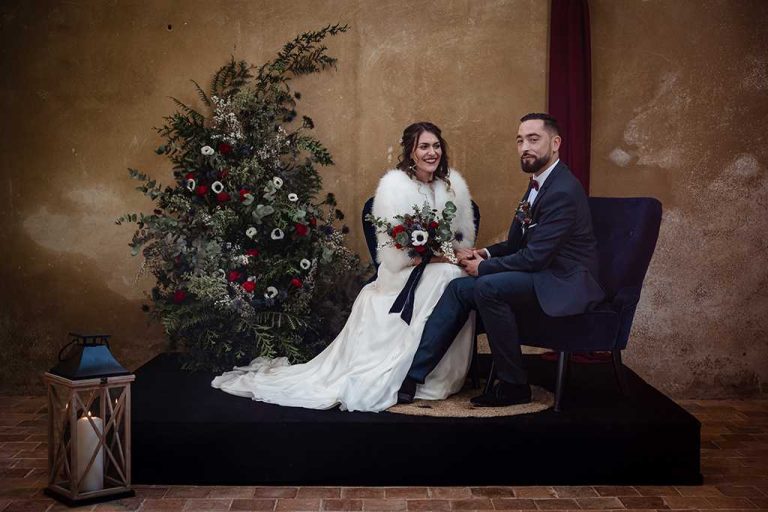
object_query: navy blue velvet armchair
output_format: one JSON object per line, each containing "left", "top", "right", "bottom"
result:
{"left": 500, "top": 197, "right": 663, "bottom": 411}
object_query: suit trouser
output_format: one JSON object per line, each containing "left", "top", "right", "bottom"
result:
{"left": 407, "top": 271, "right": 542, "bottom": 385}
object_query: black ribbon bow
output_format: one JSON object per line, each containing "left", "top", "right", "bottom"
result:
{"left": 530, "top": 177, "right": 540, "bottom": 191}
{"left": 389, "top": 253, "right": 432, "bottom": 324}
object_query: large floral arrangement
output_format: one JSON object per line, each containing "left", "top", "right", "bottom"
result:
{"left": 118, "top": 24, "right": 367, "bottom": 371}
{"left": 366, "top": 202, "right": 459, "bottom": 263}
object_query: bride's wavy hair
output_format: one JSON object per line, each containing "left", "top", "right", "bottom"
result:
{"left": 397, "top": 122, "right": 451, "bottom": 188}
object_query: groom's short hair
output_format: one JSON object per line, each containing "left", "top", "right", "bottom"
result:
{"left": 520, "top": 113, "right": 560, "bottom": 136}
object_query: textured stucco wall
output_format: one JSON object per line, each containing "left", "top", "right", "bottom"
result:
{"left": 591, "top": 0, "right": 768, "bottom": 396}
{"left": 0, "top": 0, "right": 548, "bottom": 391}
{"left": 1, "top": 0, "right": 765, "bottom": 397}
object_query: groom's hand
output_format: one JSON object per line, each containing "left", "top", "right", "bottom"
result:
{"left": 461, "top": 256, "right": 482, "bottom": 277}
{"left": 455, "top": 248, "right": 475, "bottom": 261}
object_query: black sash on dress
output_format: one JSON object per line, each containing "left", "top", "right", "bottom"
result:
{"left": 389, "top": 253, "right": 433, "bottom": 324}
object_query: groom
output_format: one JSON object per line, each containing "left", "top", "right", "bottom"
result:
{"left": 398, "top": 113, "right": 604, "bottom": 406}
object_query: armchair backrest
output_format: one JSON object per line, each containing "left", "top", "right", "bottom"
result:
{"left": 361, "top": 197, "right": 481, "bottom": 270}
{"left": 589, "top": 197, "right": 663, "bottom": 300}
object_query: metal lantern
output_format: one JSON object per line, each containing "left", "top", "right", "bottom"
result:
{"left": 44, "top": 333, "right": 135, "bottom": 506}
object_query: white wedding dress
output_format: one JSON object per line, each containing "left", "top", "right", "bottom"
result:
{"left": 212, "top": 170, "right": 476, "bottom": 412}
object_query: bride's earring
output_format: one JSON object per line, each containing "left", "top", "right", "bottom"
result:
{"left": 408, "top": 162, "right": 417, "bottom": 173}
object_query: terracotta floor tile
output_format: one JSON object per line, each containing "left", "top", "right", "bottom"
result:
{"left": 448, "top": 497, "right": 494, "bottom": 510}
{"left": 427, "top": 488, "right": 470, "bottom": 499}
{"left": 339, "top": 491, "right": 383, "bottom": 500}
{"left": 382, "top": 489, "right": 427, "bottom": 499}
{"left": 633, "top": 486, "right": 681, "bottom": 496}
{"left": 230, "top": 499, "right": 276, "bottom": 511}
{"left": 206, "top": 489, "right": 255, "bottom": 500}
{"left": 469, "top": 487, "right": 516, "bottom": 498}
{"left": 321, "top": 499, "right": 362, "bottom": 511}
{"left": 296, "top": 490, "right": 340, "bottom": 500}
{"left": 663, "top": 496, "right": 712, "bottom": 509}
{"left": 714, "top": 485, "right": 766, "bottom": 498}
{"left": 2, "top": 501, "right": 51, "bottom": 512}
{"left": 93, "top": 497, "right": 144, "bottom": 511}
{"left": 360, "top": 499, "right": 405, "bottom": 511}
{"left": 513, "top": 487, "right": 557, "bottom": 499}
{"left": 183, "top": 499, "right": 232, "bottom": 511}
{"left": 253, "top": 490, "right": 297, "bottom": 500}
{"left": 593, "top": 486, "right": 639, "bottom": 497}
{"left": 675, "top": 486, "right": 724, "bottom": 497}
{"left": 165, "top": 489, "right": 210, "bottom": 499}
{"left": 490, "top": 498, "right": 536, "bottom": 510}
{"left": 406, "top": 499, "right": 451, "bottom": 511}
{"left": 141, "top": 499, "right": 186, "bottom": 511}
{"left": 531, "top": 498, "right": 579, "bottom": 510}
{"left": 552, "top": 487, "right": 598, "bottom": 499}
{"left": 574, "top": 497, "right": 622, "bottom": 509}
{"left": 275, "top": 499, "right": 321, "bottom": 511}
{"left": 619, "top": 496, "right": 667, "bottom": 509}
{"left": 704, "top": 496, "right": 757, "bottom": 508}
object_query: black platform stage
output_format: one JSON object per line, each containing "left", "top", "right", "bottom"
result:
{"left": 132, "top": 353, "right": 701, "bottom": 486}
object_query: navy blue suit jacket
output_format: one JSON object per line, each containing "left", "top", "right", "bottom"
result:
{"left": 478, "top": 161, "right": 604, "bottom": 317}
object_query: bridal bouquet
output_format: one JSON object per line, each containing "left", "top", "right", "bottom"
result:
{"left": 366, "top": 201, "right": 459, "bottom": 263}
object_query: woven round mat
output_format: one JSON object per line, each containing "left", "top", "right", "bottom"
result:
{"left": 387, "top": 385, "right": 553, "bottom": 418}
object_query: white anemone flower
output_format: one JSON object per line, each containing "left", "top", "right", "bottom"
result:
{"left": 272, "top": 177, "right": 284, "bottom": 189}
{"left": 201, "top": 145, "right": 215, "bottom": 156}
{"left": 411, "top": 230, "right": 429, "bottom": 246}
{"left": 300, "top": 258, "right": 311, "bottom": 270}
{"left": 270, "top": 228, "right": 285, "bottom": 240}
{"left": 264, "top": 286, "right": 278, "bottom": 299}
{"left": 245, "top": 227, "right": 257, "bottom": 239}
{"left": 287, "top": 193, "right": 298, "bottom": 202}
{"left": 185, "top": 179, "right": 196, "bottom": 191}
{"left": 211, "top": 181, "right": 224, "bottom": 193}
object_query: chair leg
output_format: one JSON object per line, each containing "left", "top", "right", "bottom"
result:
{"left": 612, "top": 350, "right": 628, "bottom": 395}
{"left": 484, "top": 361, "right": 496, "bottom": 395}
{"left": 469, "top": 335, "right": 480, "bottom": 389}
{"left": 554, "top": 351, "right": 569, "bottom": 412}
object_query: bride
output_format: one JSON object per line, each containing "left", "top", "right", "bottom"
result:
{"left": 212, "top": 122, "right": 476, "bottom": 412}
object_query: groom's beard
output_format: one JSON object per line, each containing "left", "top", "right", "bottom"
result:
{"left": 520, "top": 153, "right": 549, "bottom": 174}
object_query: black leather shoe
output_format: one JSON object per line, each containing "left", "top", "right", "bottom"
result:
{"left": 397, "top": 377, "right": 417, "bottom": 404}
{"left": 470, "top": 381, "right": 531, "bottom": 407}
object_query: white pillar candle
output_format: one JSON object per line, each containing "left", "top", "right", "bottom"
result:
{"left": 76, "top": 413, "right": 104, "bottom": 492}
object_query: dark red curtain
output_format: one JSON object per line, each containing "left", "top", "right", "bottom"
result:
{"left": 548, "top": 0, "right": 591, "bottom": 192}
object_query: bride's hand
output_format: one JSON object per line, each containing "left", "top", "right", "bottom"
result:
{"left": 455, "top": 248, "right": 475, "bottom": 261}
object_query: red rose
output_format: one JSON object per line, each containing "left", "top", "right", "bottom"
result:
{"left": 414, "top": 246, "right": 426, "bottom": 253}
{"left": 308, "top": 216, "right": 317, "bottom": 227}
{"left": 239, "top": 189, "right": 251, "bottom": 201}
{"left": 295, "top": 223, "right": 309, "bottom": 236}
{"left": 216, "top": 191, "right": 231, "bottom": 202}
{"left": 429, "top": 221, "right": 439, "bottom": 229}
{"left": 172, "top": 290, "right": 187, "bottom": 304}
{"left": 242, "top": 281, "right": 255, "bottom": 293}
{"left": 290, "top": 278, "right": 302, "bottom": 288}
{"left": 391, "top": 225, "right": 406, "bottom": 237}
{"left": 246, "top": 249, "right": 259, "bottom": 257}
{"left": 195, "top": 185, "right": 208, "bottom": 197}
{"left": 395, "top": 243, "right": 403, "bottom": 249}
{"left": 218, "top": 169, "right": 229, "bottom": 179}
{"left": 218, "top": 143, "right": 233, "bottom": 155}
{"left": 184, "top": 172, "right": 195, "bottom": 180}
{"left": 227, "top": 271, "right": 241, "bottom": 282}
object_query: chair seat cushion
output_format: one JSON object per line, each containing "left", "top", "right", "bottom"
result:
{"left": 517, "top": 304, "right": 620, "bottom": 352}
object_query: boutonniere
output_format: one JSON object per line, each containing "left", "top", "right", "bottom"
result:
{"left": 515, "top": 200, "right": 533, "bottom": 233}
